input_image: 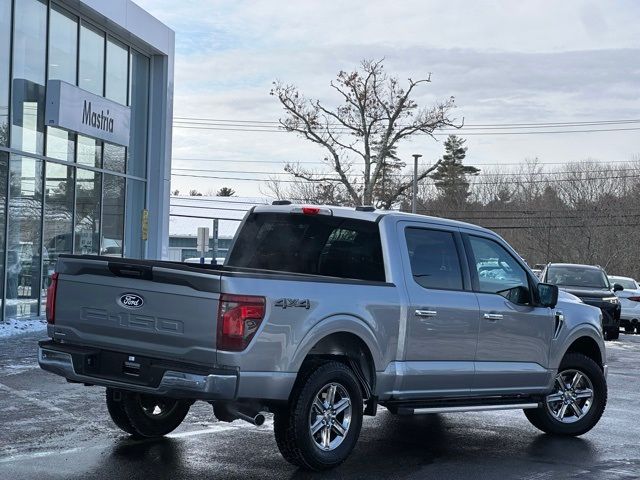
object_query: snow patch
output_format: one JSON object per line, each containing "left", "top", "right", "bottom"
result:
{"left": 0, "top": 317, "right": 47, "bottom": 339}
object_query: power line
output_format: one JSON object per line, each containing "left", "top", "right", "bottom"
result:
{"left": 171, "top": 171, "right": 640, "bottom": 185}
{"left": 170, "top": 166, "right": 639, "bottom": 178}
{"left": 169, "top": 196, "right": 270, "bottom": 206}
{"left": 170, "top": 202, "right": 640, "bottom": 222}
{"left": 169, "top": 213, "right": 243, "bottom": 222}
{"left": 482, "top": 223, "right": 640, "bottom": 230}
{"left": 173, "top": 120, "right": 640, "bottom": 132}
{"left": 171, "top": 156, "right": 638, "bottom": 168}
{"left": 170, "top": 203, "right": 252, "bottom": 213}
{"left": 173, "top": 116, "right": 640, "bottom": 128}
{"left": 172, "top": 124, "right": 640, "bottom": 136}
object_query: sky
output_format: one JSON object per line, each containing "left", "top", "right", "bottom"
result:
{"left": 135, "top": 0, "right": 640, "bottom": 198}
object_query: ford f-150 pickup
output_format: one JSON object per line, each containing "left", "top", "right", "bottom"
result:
{"left": 39, "top": 204, "right": 608, "bottom": 470}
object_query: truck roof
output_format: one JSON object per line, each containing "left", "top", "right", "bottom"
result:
{"left": 547, "top": 263, "right": 603, "bottom": 271}
{"left": 252, "top": 204, "right": 494, "bottom": 234}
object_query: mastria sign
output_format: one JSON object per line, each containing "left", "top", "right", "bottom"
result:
{"left": 45, "top": 80, "right": 131, "bottom": 147}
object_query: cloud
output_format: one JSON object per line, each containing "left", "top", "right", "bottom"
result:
{"left": 134, "top": 0, "right": 640, "bottom": 197}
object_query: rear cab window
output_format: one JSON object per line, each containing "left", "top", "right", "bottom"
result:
{"left": 226, "top": 212, "right": 385, "bottom": 282}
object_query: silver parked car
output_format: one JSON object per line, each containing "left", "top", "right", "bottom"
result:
{"left": 609, "top": 275, "right": 640, "bottom": 333}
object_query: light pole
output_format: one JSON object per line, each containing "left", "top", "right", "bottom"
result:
{"left": 412, "top": 154, "right": 422, "bottom": 214}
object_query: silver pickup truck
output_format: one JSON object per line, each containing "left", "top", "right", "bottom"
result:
{"left": 39, "top": 204, "right": 608, "bottom": 470}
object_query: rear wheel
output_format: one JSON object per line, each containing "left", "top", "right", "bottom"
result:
{"left": 524, "top": 353, "right": 606, "bottom": 436}
{"left": 274, "top": 361, "right": 363, "bottom": 471}
{"left": 625, "top": 325, "right": 635, "bottom": 334}
{"left": 608, "top": 328, "right": 620, "bottom": 340}
{"left": 105, "top": 388, "right": 138, "bottom": 436}
{"left": 121, "top": 392, "right": 191, "bottom": 438}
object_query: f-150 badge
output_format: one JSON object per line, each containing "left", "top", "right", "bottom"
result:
{"left": 275, "top": 298, "right": 311, "bottom": 310}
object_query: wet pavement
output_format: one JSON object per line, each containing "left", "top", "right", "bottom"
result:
{"left": 0, "top": 331, "right": 639, "bottom": 479}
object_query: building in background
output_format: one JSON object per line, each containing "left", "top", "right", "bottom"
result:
{"left": 0, "top": 0, "right": 174, "bottom": 320}
{"left": 168, "top": 196, "right": 269, "bottom": 262}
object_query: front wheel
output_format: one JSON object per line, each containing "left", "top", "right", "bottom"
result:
{"left": 524, "top": 353, "right": 607, "bottom": 436}
{"left": 121, "top": 392, "right": 191, "bottom": 438}
{"left": 274, "top": 361, "right": 363, "bottom": 471}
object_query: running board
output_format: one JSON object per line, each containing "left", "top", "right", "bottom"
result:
{"left": 398, "top": 403, "right": 539, "bottom": 415}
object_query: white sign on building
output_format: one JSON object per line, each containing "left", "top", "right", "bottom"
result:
{"left": 45, "top": 80, "right": 131, "bottom": 147}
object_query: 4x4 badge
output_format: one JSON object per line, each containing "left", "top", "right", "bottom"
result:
{"left": 274, "top": 298, "right": 310, "bottom": 310}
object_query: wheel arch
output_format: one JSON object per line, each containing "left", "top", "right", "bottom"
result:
{"left": 563, "top": 335, "right": 604, "bottom": 369}
{"left": 291, "top": 316, "right": 383, "bottom": 398}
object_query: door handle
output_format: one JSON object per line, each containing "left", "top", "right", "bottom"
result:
{"left": 415, "top": 309, "right": 437, "bottom": 318}
{"left": 483, "top": 313, "right": 504, "bottom": 321}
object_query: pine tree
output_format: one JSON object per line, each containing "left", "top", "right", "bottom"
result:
{"left": 430, "top": 135, "right": 479, "bottom": 206}
{"left": 216, "top": 187, "right": 236, "bottom": 197}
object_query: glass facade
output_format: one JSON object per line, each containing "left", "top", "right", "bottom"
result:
{"left": 0, "top": 0, "right": 153, "bottom": 321}
{"left": 0, "top": 0, "right": 11, "bottom": 147}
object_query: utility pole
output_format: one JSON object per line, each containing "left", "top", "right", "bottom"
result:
{"left": 412, "top": 154, "right": 422, "bottom": 214}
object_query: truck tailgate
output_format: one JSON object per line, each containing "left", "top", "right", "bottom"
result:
{"left": 52, "top": 256, "right": 221, "bottom": 366}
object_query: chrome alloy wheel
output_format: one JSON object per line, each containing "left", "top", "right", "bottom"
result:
{"left": 545, "top": 369, "right": 594, "bottom": 423}
{"left": 139, "top": 395, "right": 179, "bottom": 420}
{"left": 309, "top": 382, "right": 352, "bottom": 451}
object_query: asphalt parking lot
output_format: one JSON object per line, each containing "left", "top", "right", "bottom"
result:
{"left": 0, "top": 331, "right": 639, "bottom": 480}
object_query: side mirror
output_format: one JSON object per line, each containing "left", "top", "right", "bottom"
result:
{"left": 537, "top": 283, "right": 558, "bottom": 308}
{"left": 613, "top": 283, "right": 624, "bottom": 292}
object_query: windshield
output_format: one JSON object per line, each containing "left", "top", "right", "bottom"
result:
{"left": 547, "top": 266, "right": 609, "bottom": 289}
{"left": 609, "top": 277, "right": 637, "bottom": 289}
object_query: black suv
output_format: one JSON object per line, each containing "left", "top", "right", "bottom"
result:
{"left": 541, "top": 263, "right": 622, "bottom": 340}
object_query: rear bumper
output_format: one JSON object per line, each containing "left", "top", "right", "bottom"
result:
{"left": 38, "top": 341, "right": 237, "bottom": 400}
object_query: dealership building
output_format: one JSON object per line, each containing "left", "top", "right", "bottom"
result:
{"left": 0, "top": 0, "right": 174, "bottom": 320}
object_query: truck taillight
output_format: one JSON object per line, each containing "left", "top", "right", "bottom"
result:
{"left": 46, "top": 272, "right": 59, "bottom": 325}
{"left": 217, "top": 294, "right": 265, "bottom": 351}
{"left": 628, "top": 296, "right": 640, "bottom": 302}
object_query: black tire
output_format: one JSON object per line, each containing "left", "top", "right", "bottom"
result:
{"left": 625, "top": 326, "right": 635, "bottom": 334}
{"left": 121, "top": 392, "right": 191, "bottom": 438}
{"left": 608, "top": 328, "right": 620, "bottom": 340}
{"left": 105, "top": 388, "right": 139, "bottom": 436}
{"left": 273, "top": 361, "right": 363, "bottom": 471}
{"left": 524, "top": 353, "right": 607, "bottom": 436}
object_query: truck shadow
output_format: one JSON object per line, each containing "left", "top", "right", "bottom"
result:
{"left": 76, "top": 411, "right": 596, "bottom": 480}
{"left": 288, "top": 411, "right": 597, "bottom": 479}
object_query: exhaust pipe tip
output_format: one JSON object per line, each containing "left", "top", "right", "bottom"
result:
{"left": 253, "top": 413, "right": 266, "bottom": 426}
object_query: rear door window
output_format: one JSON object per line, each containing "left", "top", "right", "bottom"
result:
{"left": 405, "top": 227, "right": 463, "bottom": 290}
{"left": 226, "top": 212, "right": 385, "bottom": 282}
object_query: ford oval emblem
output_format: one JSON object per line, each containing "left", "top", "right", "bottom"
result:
{"left": 119, "top": 293, "right": 144, "bottom": 309}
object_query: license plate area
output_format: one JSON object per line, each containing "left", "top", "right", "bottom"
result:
{"left": 78, "top": 351, "right": 162, "bottom": 387}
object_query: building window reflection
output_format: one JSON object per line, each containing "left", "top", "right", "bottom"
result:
{"left": 102, "top": 174, "right": 125, "bottom": 257}
{"left": 48, "top": 4, "right": 78, "bottom": 85}
{"left": 106, "top": 38, "right": 128, "bottom": 105}
{"left": 74, "top": 168, "right": 101, "bottom": 255}
{"left": 6, "top": 155, "right": 43, "bottom": 318}
{"left": 41, "top": 162, "right": 75, "bottom": 311}
{"left": 0, "top": 0, "right": 12, "bottom": 146}
{"left": 79, "top": 23, "right": 105, "bottom": 96}
{"left": 10, "top": 0, "right": 47, "bottom": 155}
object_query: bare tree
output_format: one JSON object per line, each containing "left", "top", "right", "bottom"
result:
{"left": 271, "top": 59, "right": 459, "bottom": 207}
